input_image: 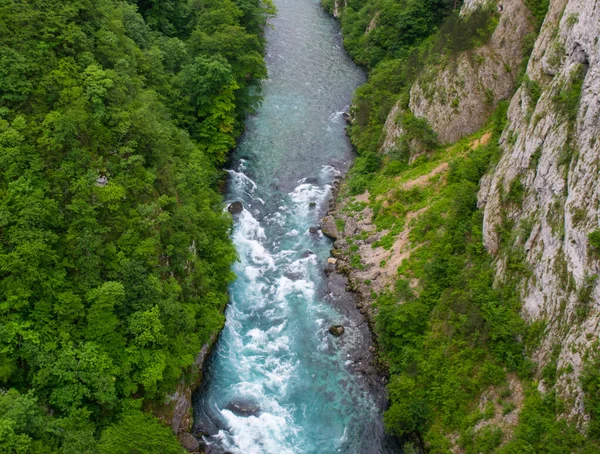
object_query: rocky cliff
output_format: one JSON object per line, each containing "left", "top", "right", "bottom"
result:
{"left": 328, "top": 0, "right": 600, "bottom": 448}
{"left": 479, "top": 0, "right": 600, "bottom": 425}
{"left": 409, "top": 0, "right": 533, "bottom": 144}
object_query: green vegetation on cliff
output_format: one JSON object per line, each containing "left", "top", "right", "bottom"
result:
{"left": 0, "top": 0, "right": 273, "bottom": 451}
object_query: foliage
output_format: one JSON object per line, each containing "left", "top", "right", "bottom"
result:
{"left": 335, "top": 0, "right": 500, "bottom": 173}
{"left": 98, "top": 412, "right": 184, "bottom": 454}
{"left": 553, "top": 64, "right": 587, "bottom": 124}
{"left": 582, "top": 353, "right": 600, "bottom": 441}
{"left": 433, "top": 6, "right": 499, "bottom": 55}
{"left": 588, "top": 230, "right": 600, "bottom": 253}
{"left": 496, "top": 388, "right": 594, "bottom": 453}
{"left": 524, "top": 0, "right": 551, "bottom": 30}
{"left": 373, "top": 111, "right": 530, "bottom": 445}
{"left": 0, "top": 0, "right": 272, "bottom": 450}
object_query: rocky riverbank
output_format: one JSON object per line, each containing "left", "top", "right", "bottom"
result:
{"left": 321, "top": 176, "right": 395, "bottom": 376}
{"left": 320, "top": 177, "right": 405, "bottom": 452}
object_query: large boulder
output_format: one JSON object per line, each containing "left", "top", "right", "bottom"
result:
{"left": 225, "top": 399, "right": 261, "bottom": 417}
{"left": 320, "top": 216, "right": 339, "bottom": 239}
{"left": 228, "top": 201, "right": 243, "bottom": 214}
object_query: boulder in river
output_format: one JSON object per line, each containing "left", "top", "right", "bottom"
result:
{"left": 303, "top": 177, "right": 319, "bottom": 185}
{"left": 225, "top": 399, "right": 261, "bottom": 417}
{"left": 309, "top": 226, "right": 320, "bottom": 234}
{"left": 329, "top": 325, "right": 345, "bottom": 337}
{"left": 342, "top": 112, "right": 351, "bottom": 124}
{"left": 320, "top": 216, "right": 339, "bottom": 239}
{"left": 228, "top": 201, "right": 243, "bottom": 214}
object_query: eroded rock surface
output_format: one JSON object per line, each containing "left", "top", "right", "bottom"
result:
{"left": 479, "top": 0, "right": 600, "bottom": 425}
{"left": 410, "top": 0, "right": 534, "bottom": 143}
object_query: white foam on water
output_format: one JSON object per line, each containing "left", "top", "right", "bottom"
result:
{"left": 328, "top": 111, "right": 345, "bottom": 122}
{"left": 321, "top": 164, "right": 342, "bottom": 178}
{"left": 282, "top": 255, "right": 317, "bottom": 283}
{"left": 244, "top": 266, "right": 262, "bottom": 282}
{"left": 275, "top": 276, "right": 315, "bottom": 302}
{"left": 234, "top": 210, "right": 275, "bottom": 270}
{"left": 217, "top": 410, "right": 300, "bottom": 454}
{"left": 226, "top": 169, "right": 258, "bottom": 193}
{"left": 289, "top": 183, "right": 327, "bottom": 206}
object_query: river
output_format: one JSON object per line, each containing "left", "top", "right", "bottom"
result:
{"left": 192, "top": 1, "right": 393, "bottom": 452}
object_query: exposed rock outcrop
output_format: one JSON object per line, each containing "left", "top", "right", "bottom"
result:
{"left": 479, "top": 0, "right": 600, "bottom": 425}
{"left": 228, "top": 201, "right": 243, "bottom": 214}
{"left": 329, "top": 0, "right": 600, "bottom": 435}
{"left": 409, "top": 0, "right": 534, "bottom": 143}
{"left": 320, "top": 215, "right": 340, "bottom": 239}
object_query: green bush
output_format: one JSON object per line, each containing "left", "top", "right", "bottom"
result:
{"left": 588, "top": 230, "right": 600, "bottom": 254}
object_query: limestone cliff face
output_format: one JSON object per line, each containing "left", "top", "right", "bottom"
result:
{"left": 408, "top": 0, "right": 534, "bottom": 144}
{"left": 335, "top": 0, "right": 600, "bottom": 428}
{"left": 479, "top": 0, "right": 600, "bottom": 423}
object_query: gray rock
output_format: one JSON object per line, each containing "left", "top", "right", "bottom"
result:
{"left": 324, "top": 264, "right": 336, "bottom": 275}
{"left": 345, "top": 217, "right": 358, "bottom": 237}
{"left": 179, "top": 433, "right": 200, "bottom": 452}
{"left": 228, "top": 201, "right": 243, "bottom": 214}
{"left": 225, "top": 399, "right": 261, "bottom": 417}
{"left": 365, "top": 234, "right": 379, "bottom": 245}
{"left": 320, "top": 216, "right": 340, "bottom": 239}
{"left": 309, "top": 226, "right": 320, "bottom": 234}
{"left": 334, "top": 238, "right": 348, "bottom": 249}
{"left": 96, "top": 175, "right": 108, "bottom": 187}
{"left": 478, "top": 0, "right": 600, "bottom": 421}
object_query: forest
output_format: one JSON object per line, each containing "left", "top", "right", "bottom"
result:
{"left": 0, "top": 0, "right": 273, "bottom": 452}
{"left": 323, "top": 0, "right": 600, "bottom": 452}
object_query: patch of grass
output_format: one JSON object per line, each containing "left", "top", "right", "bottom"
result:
{"left": 553, "top": 64, "right": 587, "bottom": 123}
{"left": 589, "top": 229, "right": 600, "bottom": 256}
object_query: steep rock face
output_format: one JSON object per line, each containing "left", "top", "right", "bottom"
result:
{"left": 462, "top": 0, "right": 495, "bottom": 13}
{"left": 380, "top": 101, "right": 434, "bottom": 161}
{"left": 479, "top": 0, "right": 600, "bottom": 423}
{"left": 381, "top": 101, "right": 405, "bottom": 153}
{"left": 409, "top": 0, "right": 534, "bottom": 143}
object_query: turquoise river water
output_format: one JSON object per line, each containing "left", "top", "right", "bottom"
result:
{"left": 193, "top": 1, "right": 395, "bottom": 452}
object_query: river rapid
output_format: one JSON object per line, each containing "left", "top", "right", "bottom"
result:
{"left": 193, "top": 1, "right": 394, "bottom": 452}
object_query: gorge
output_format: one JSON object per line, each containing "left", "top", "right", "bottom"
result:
{"left": 1, "top": 0, "right": 600, "bottom": 452}
{"left": 192, "top": 0, "right": 395, "bottom": 452}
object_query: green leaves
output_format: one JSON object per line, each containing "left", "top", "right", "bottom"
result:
{"left": 98, "top": 412, "right": 184, "bottom": 454}
{"left": 0, "top": 0, "right": 263, "bottom": 449}
{"left": 33, "top": 342, "right": 118, "bottom": 413}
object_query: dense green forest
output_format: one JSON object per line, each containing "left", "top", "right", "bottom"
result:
{"left": 0, "top": 0, "right": 273, "bottom": 451}
{"left": 324, "top": 0, "right": 600, "bottom": 452}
